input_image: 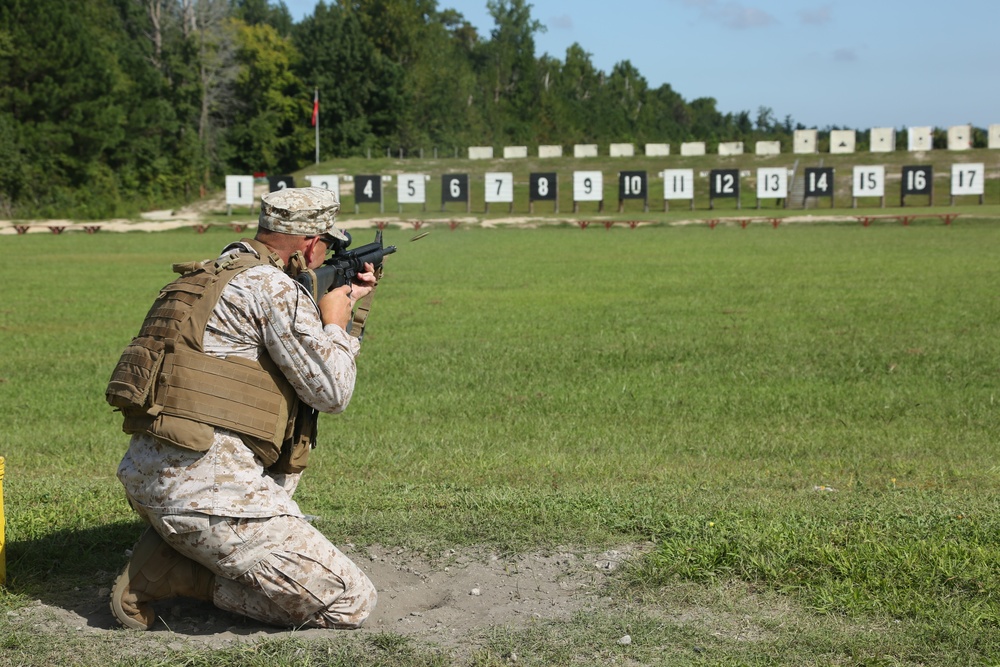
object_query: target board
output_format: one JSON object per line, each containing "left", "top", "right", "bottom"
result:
{"left": 804, "top": 168, "right": 834, "bottom": 198}
{"left": 268, "top": 175, "right": 295, "bottom": 192}
{"left": 710, "top": 169, "right": 740, "bottom": 199}
{"left": 397, "top": 174, "right": 426, "bottom": 204}
{"left": 484, "top": 172, "right": 514, "bottom": 203}
{"left": 951, "top": 163, "right": 985, "bottom": 196}
{"left": 901, "top": 166, "right": 932, "bottom": 196}
{"left": 530, "top": 173, "right": 558, "bottom": 201}
{"left": 756, "top": 168, "right": 787, "bottom": 199}
{"left": 852, "top": 166, "right": 885, "bottom": 198}
{"left": 573, "top": 171, "right": 603, "bottom": 202}
{"left": 619, "top": 171, "right": 646, "bottom": 200}
{"left": 441, "top": 174, "right": 469, "bottom": 203}
{"left": 305, "top": 174, "right": 340, "bottom": 192}
{"left": 353, "top": 175, "right": 382, "bottom": 204}
{"left": 662, "top": 169, "right": 694, "bottom": 203}
{"left": 225, "top": 175, "right": 254, "bottom": 206}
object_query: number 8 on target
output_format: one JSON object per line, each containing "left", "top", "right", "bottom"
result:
{"left": 529, "top": 172, "right": 558, "bottom": 213}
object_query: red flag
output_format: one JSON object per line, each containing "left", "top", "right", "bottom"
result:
{"left": 311, "top": 89, "right": 319, "bottom": 127}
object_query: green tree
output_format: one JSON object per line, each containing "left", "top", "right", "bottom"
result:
{"left": 547, "top": 43, "right": 602, "bottom": 143}
{"left": 226, "top": 19, "right": 309, "bottom": 172}
{"left": 593, "top": 60, "right": 648, "bottom": 142}
{"left": 479, "top": 0, "right": 544, "bottom": 143}
{"left": 231, "top": 0, "right": 293, "bottom": 35}
{"left": 0, "top": 0, "right": 134, "bottom": 216}
{"left": 293, "top": 1, "right": 403, "bottom": 157}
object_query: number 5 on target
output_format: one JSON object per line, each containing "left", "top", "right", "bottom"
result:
{"left": 484, "top": 172, "right": 514, "bottom": 213}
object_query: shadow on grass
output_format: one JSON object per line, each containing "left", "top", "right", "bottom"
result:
{"left": 4, "top": 522, "right": 287, "bottom": 637}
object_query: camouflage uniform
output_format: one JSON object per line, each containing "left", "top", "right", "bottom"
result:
{"left": 115, "top": 188, "right": 376, "bottom": 628}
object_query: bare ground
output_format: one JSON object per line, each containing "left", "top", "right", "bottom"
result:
{"left": 7, "top": 543, "right": 649, "bottom": 660}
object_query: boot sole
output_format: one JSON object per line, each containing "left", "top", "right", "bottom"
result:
{"left": 109, "top": 526, "right": 163, "bottom": 630}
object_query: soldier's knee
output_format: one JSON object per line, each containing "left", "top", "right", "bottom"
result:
{"left": 312, "top": 572, "right": 377, "bottom": 629}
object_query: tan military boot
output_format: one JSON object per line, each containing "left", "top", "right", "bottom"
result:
{"left": 110, "top": 527, "right": 216, "bottom": 630}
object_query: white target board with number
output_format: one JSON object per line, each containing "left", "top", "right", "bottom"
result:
{"left": 756, "top": 168, "right": 787, "bottom": 199}
{"left": 305, "top": 174, "right": 340, "bottom": 192}
{"left": 484, "top": 172, "right": 514, "bottom": 203}
{"left": 225, "top": 175, "right": 254, "bottom": 206}
{"left": 853, "top": 166, "right": 885, "bottom": 197}
{"left": 397, "top": 174, "right": 426, "bottom": 204}
{"left": 573, "top": 171, "right": 603, "bottom": 202}
{"left": 663, "top": 169, "right": 694, "bottom": 200}
{"left": 951, "top": 163, "right": 985, "bottom": 196}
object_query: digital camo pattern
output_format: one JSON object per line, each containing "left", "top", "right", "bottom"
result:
{"left": 118, "top": 256, "right": 361, "bottom": 516}
{"left": 139, "top": 509, "right": 376, "bottom": 628}
{"left": 258, "top": 187, "right": 348, "bottom": 240}
{"left": 116, "top": 244, "right": 375, "bottom": 627}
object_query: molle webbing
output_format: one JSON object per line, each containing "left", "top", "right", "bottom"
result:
{"left": 107, "top": 242, "right": 300, "bottom": 462}
{"left": 141, "top": 272, "right": 215, "bottom": 348}
{"left": 159, "top": 347, "right": 288, "bottom": 446}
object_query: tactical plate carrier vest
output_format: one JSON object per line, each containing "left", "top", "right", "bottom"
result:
{"left": 106, "top": 239, "right": 315, "bottom": 474}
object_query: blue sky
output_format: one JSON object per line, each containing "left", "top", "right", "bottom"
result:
{"left": 281, "top": 0, "right": 998, "bottom": 131}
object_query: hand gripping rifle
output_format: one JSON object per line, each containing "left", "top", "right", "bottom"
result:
{"left": 295, "top": 230, "right": 397, "bottom": 340}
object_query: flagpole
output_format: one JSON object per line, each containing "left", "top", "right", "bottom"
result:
{"left": 314, "top": 88, "right": 319, "bottom": 165}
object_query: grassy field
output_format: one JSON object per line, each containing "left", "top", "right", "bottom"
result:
{"left": 1, "top": 219, "right": 1000, "bottom": 665}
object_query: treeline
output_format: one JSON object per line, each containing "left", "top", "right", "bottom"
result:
{"left": 0, "top": 0, "right": 975, "bottom": 219}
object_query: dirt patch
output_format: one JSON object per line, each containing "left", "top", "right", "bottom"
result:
{"left": 7, "top": 544, "right": 648, "bottom": 657}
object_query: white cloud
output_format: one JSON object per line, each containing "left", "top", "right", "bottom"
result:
{"left": 833, "top": 47, "right": 858, "bottom": 62}
{"left": 548, "top": 13, "right": 573, "bottom": 30}
{"left": 798, "top": 4, "right": 833, "bottom": 25}
{"left": 675, "top": 0, "right": 777, "bottom": 30}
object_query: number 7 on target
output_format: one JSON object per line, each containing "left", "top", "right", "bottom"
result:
{"left": 484, "top": 172, "right": 514, "bottom": 213}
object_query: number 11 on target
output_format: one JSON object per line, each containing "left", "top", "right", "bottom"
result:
{"left": 662, "top": 169, "right": 694, "bottom": 211}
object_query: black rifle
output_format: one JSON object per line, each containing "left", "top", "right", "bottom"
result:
{"left": 295, "top": 230, "right": 397, "bottom": 302}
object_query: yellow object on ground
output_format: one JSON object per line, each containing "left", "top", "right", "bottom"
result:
{"left": 0, "top": 457, "right": 5, "bottom": 586}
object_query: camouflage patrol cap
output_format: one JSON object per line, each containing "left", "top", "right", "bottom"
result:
{"left": 258, "top": 187, "right": 348, "bottom": 241}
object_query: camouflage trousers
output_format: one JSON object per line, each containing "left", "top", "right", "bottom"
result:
{"left": 132, "top": 506, "right": 377, "bottom": 629}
